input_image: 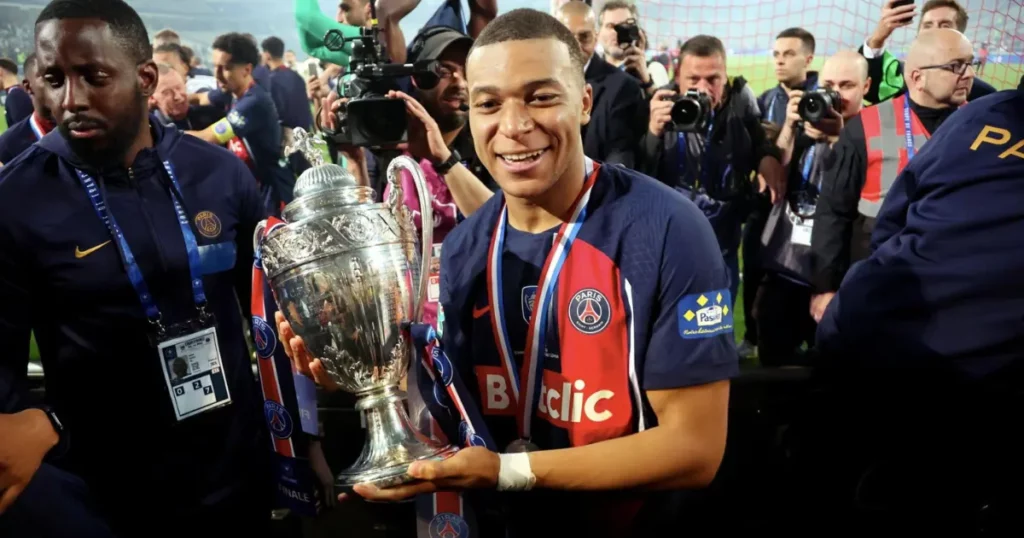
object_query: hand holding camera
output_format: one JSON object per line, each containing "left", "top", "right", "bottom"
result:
{"left": 868, "top": 0, "right": 917, "bottom": 50}
{"left": 796, "top": 88, "right": 844, "bottom": 139}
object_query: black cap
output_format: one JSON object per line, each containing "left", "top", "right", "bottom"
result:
{"left": 408, "top": 26, "right": 473, "bottom": 64}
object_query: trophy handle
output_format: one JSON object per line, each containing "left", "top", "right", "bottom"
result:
{"left": 386, "top": 156, "right": 433, "bottom": 323}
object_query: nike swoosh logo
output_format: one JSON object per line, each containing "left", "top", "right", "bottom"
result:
{"left": 74, "top": 240, "right": 112, "bottom": 259}
{"left": 472, "top": 304, "right": 491, "bottom": 319}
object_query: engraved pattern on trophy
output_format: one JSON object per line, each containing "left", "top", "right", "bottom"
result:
{"left": 259, "top": 145, "right": 455, "bottom": 489}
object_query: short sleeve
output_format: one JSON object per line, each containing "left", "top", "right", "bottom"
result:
{"left": 226, "top": 96, "right": 264, "bottom": 138}
{"left": 642, "top": 204, "right": 739, "bottom": 390}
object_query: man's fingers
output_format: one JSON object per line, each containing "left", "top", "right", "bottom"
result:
{"left": 351, "top": 480, "right": 436, "bottom": 502}
{"left": 310, "top": 359, "right": 340, "bottom": 391}
{"left": 0, "top": 484, "right": 24, "bottom": 516}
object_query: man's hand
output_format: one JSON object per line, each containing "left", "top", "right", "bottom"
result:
{"left": 649, "top": 89, "right": 676, "bottom": 137}
{"left": 807, "top": 108, "right": 845, "bottom": 140}
{"left": 307, "top": 75, "right": 328, "bottom": 101}
{"left": 275, "top": 312, "right": 340, "bottom": 391}
{"left": 868, "top": 0, "right": 917, "bottom": 50}
{"left": 345, "top": 447, "right": 500, "bottom": 503}
{"left": 810, "top": 292, "right": 836, "bottom": 323}
{"left": 785, "top": 90, "right": 805, "bottom": 128}
{"left": 758, "top": 156, "right": 787, "bottom": 204}
{"left": 622, "top": 44, "right": 652, "bottom": 87}
{"left": 0, "top": 409, "right": 59, "bottom": 515}
{"left": 388, "top": 90, "right": 452, "bottom": 163}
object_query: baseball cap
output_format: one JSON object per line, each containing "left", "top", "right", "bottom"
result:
{"left": 408, "top": 26, "right": 473, "bottom": 64}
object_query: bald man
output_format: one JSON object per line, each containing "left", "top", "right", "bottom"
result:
{"left": 808, "top": 28, "right": 974, "bottom": 320}
{"left": 755, "top": 50, "right": 872, "bottom": 366}
{"left": 557, "top": 0, "right": 645, "bottom": 167}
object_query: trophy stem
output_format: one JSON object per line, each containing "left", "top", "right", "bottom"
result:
{"left": 335, "top": 385, "right": 458, "bottom": 490}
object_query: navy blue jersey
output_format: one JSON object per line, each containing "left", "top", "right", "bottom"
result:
{"left": 817, "top": 87, "right": 1024, "bottom": 378}
{"left": 209, "top": 83, "right": 294, "bottom": 212}
{"left": 268, "top": 65, "right": 313, "bottom": 130}
{"left": 2, "top": 85, "right": 32, "bottom": 127}
{"left": 0, "top": 117, "right": 269, "bottom": 522}
{"left": 0, "top": 116, "right": 41, "bottom": 164}
{"left": 440, "top": 163, "right": 738, "bottom": 535}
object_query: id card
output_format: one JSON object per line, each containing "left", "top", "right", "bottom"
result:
{"left": 427, "top": 243, "right": 442, "bottom": 303}
{"left": 158, "top": 326, "right": 232, "bottom": 421}
{"left": 791, "top": 220, "right": 814, "bottom": 247}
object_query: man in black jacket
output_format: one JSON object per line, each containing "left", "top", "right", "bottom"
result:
{"left": 641, "top": 35, "right": 785, "bottom": 310}
{"left": 557, "top": 0, "right": 645, "bottom": 168}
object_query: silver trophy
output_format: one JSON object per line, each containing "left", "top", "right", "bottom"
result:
{"left": 258, "top": 128, "right": 457, "bottom": 488}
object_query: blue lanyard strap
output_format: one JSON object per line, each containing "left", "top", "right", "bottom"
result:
{"left": 903, "top": 97, "right": 917, "bottom": 162}
{"left": 801, "top": 144, "right": 817, "bottom": 188}
{"left": 74, "top": 162, "right": 208, "bottom": 330}
{"left": 676, "top": 114, "right": 716, "bottom": 188}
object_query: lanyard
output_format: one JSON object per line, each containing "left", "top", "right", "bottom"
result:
{"left": 486, "top": 158, "right": 598, "bottom": 441}
{"left": 676, "top": 115, "right": 715, "bottom": 189}
{"left": 74, "top": 161, "right": 208, "bottom": 331}
{"left": 29, "top": 114, "right": 47, "bottom": 141}
{"left": 801, "top": 144, "right": 817, "bottom": 188}
{"left": 767, "top": 81, "right": 817, "bottom": 124}
{"left": 903, "top": 97, "right": 917, "bottom": 162}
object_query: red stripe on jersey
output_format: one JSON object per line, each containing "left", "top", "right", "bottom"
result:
{"left": 554, "top": 239, "right": 633, "bottom": 447}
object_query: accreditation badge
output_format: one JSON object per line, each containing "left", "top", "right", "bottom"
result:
{"left": 427, "top": 243, "right": 442, "bottom": 304}
{"left": 157, "top": 316, "right": 232, "bottom": 421}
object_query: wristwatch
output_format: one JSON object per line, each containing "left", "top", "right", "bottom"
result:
{"left": 640, "top": 76, "right": 654, "bottom": 90}
{"left": 37, "top": 405, "right": 69, "bottom": 456}
{"left": 432, "top": 149, "right": 462, "bottom": 176}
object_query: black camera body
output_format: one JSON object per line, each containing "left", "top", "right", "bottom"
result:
{"left": 323, "top": 26, "right": 440, "bottom": 148}
{"left": 798, "top": 88, "right": 842, "bottom": 123}
{"left": 663, "top": 90, "right": 713, "bottom": 133}
{"left": 614, "top": 20, "right": 640, "bottom": 48}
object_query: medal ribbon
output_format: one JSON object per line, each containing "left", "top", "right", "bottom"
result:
{"left": 903, "top": 96, "right": 921, "bottom": 162}
{"left": 29, "top": 113, "right": 48, "bottom": 141}
{"left": 75, "top": 161, "right": 207, "bottom": 323}
{"left": 486, "top": 158, "right": 599, "bottom": 442}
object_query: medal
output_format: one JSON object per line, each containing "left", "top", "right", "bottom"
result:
{"left": 487, "top": 158, "right": 599, "bottom": 447}
{"left": 505, "top": 439, "right": 540, "bottom": 453}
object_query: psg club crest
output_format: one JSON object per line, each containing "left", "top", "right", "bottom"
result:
{"left": 252, "top": 316, "right": 278, "bottom": 359}
{"left": 264, "top": 400, "right": 294, "bottom": 440}
{"left": 194, "top": 210, "right": 222, "bottom": 239}
{"left": 521, "top": 285, "right": 537, "bottom": 322}
{"left": 568, "top": 288, "right": 611, "bottom": 335}
{"left": 429, "top": 512, "right": 470, "bottom": 538}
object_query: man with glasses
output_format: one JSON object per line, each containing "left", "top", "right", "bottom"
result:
{"left": 809, "top": 28, "right": 974, "bottom": 321}
{"left": 557, "top": 0, "right": 645, "bottom": 167}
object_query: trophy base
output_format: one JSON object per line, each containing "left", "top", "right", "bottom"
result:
{"left": 335, "top": 385, "right": 458, "bottom": 490}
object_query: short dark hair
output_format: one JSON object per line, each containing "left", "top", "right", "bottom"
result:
{"left": 24, "top": 53, "right": 37, "bottom": 77}
{"left": 154, "top": 28, "right": 180, "bottom": 45}
{"left": 35, "top": 0, "right": 152, "bottom": 65}
{"left": 261, "top": 36, "right": 285, "bottom": 59}
{"left": 471, "top": 8, "right": 588, "bottom": 81}
{"left": 776, "top": 27, "right": 815, "bottom": 54}
{"left": 679, "top": 35, "right": 726, "bottom": 61}
{"left": 599, "top": 1, "right": 638, "bottom": 25}
{"left": 155, "top": 42, "right": 189, "bottom": 65}
{"left": 0, "top": 58, "right": 17, "bottom": 75}
{"left": 921, "top": 0, "right": 969, "bottom": 32}
{"left": 213, "top": 32, "right": 261, "bottom": 67}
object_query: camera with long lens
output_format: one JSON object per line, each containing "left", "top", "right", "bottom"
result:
{"left": 662, "top": 89, "right": 713, "bottom": 132}
{"left": 322, "top": 24, "right": 440, "bottom": 148}
{"left": 798, "top": 88, "right": 842, "bottom": 123}
{"left": 614, "top": 20, "right": 640, "bottom": 48}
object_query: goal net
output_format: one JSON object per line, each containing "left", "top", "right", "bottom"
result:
{"left": 585, "top": 0, "right": 1023, "bottom": 97}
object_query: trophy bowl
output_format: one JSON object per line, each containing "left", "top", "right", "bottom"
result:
{"left": 260, "top": 131, "right": 457, "bottom": 489}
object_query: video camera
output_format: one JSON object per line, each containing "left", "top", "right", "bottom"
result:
{"left": 614, "top": 20, "right": 641, "bottom": 48}
{"left": 798, "top": 88, "right": 842, "bottom": 123}
{"left": 322, "top": 22, "right": 441, "bottom": 148}
{"left": 661, "top": 89, "right": 713, "bottom": 132}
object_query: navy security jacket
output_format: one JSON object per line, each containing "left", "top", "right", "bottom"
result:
{"left": 817, "top": 85, "right": 1024, "bottom": 380}
{"left": 0, "top": 118, "right": 269, "bottom": 518}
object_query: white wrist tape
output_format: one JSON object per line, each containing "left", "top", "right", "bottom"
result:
{"left": 497, "top": 453, "right": 536, "bottom": 492}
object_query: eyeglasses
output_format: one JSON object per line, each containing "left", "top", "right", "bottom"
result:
{"left": 919, "top": 58, "right": 975, "bottom": 76}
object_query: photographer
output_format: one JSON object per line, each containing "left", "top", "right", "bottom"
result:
{"left": 755, "top": 51, "right": 870, "bottom": 366}
{"left": 809, "top": 29, "right": 973, "bottom": 321}
{"left": 641, "top": 35, "right": 785, "bottom": 308}
{"left": 557, "top": 0, "right": 645, "bottom": 167}
{"left": 597, "top": 1, "right": 657, "bottom": 95}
